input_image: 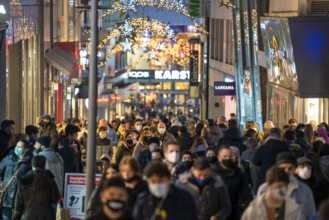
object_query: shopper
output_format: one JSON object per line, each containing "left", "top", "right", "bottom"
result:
{"left": 39, "top": 114, "right": 59, "bottom": 149}
{"left": 116, "top": 132, "right": 136, "bottom": 164}
{"left": 154, "top": 122, "right": 176, "bottom": 148}
{"left": 12, "top": 155, "right": 60, "bottom": 220}
{"left": 133, "top": 161, "right": 199, "bottom": 220}
{"left": 0, "top": 140, "right": 32, "bottom": 220}
{"left": 177, "top": 158, "right": 231, "bottom": 220}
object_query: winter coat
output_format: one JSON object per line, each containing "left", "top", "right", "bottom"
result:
{"left": 133, "top": 185, "right": 199, "bottom": 220}
{"left": 319, "top": 155, "right": 329, "bottom": 179}
{"left": 287, "top": 143, "right": 304, "bottom": 158}
{"left": 209, "top": 125, "right": 223, "bottom": 147}
{"left": 39, "top": 148, "right": 64, "bottom": 195}
{"left": 168, "top": 126, "right": 180, "bottom": 139}
{"left": 213, "top": 165, "right": 253, "bottom": 210}
{"left": 107, "top": 128, "right": 119, "bottom": 147}
{"left": 241, "top": 148, "right": 257, "bottom": 162}
{"left": 217, "top": 128, "right": 247, "bottom": 154}
{"left": 241, "top": 194, "right": 304, "bottom": 220}
{"left": 295, "top": 137, "right": 311, "bottom": 154}
{"left": 115, "top": 141, "right": 134, "bottom": 165}
{"left": 58, "top": 145, "right": 77, "bottom": 174}
{"left": 12, "top": 170, "right": 60, "bottom": 220}
{"left": 176, "top": 172, "right": 232, "bottom": 220}
{"left": 126, "top": 178, "right": 148, "bottom": 210}
{"left": 257, "top": 175, "right": 316, "bottom": 220}
{"left": 137, "top": 149, "right": 151, "bottom": 171}
{"left": 0, "top": 151, "right": 32, "bottom": 208}
{"left": 154, "top": 131, "right": 176, "bottom": 149}
{"left": 0, "top": 130, "right": 11, "bottom": 159}
{"left": 253, "top": 139, "right": 290, "bottom": 188}
{"left": 39, "top": 122, "right": 59, "bottom": 149}
{"left": 177, "top": 134, "right": 194, "bottom": 152}
{"left": 96, "top": 137, "right": 112, "bottom": 160}
{"left": 132, "top": 141, "right": 146, "bottom": 159}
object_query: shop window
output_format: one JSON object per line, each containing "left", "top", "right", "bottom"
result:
{"left": 163, "top": 82, "right": 172, "bottom": 90}
{"left": 175, "top": 82, "right": 189, "bottom": 90}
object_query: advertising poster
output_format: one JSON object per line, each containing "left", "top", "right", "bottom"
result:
{"left": 64, "top": 173, "right": 102, "bottom": 220}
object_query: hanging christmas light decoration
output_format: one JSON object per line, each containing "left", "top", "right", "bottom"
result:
{"left": 218, "top": 0, "right": 237, "bottom": 9}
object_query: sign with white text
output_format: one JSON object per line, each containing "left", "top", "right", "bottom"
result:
{"left": 127, "top": 70, "right": 190, "bottom": 81}
{"left": 214, "top": 82, "right": 236, "bottom": 96}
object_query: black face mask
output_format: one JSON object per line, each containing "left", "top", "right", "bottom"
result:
{"left": 182, "top": 160, "right": 193, "bottom": 169}
{"left": 195, "top": 151, "right": 205, "bottom": 157}
{"left": 221, "top": 159, "right": 235, "bottom": 168}
{"left": 206, "top": 156, "right": 217, "bottom": 164}
{"left": 126, "top": 140, "right": 133, "bottom": 145}
{"left": 143, "top": 136, "right": 150, "bottom": 143}
{"left": 123, "top": 175, "right": 138, "bottom": 183}
{"left": 106, "top": 200, "right": 126, "bottom": 212}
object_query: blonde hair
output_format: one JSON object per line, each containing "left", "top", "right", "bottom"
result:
{"left": 119, "top": 156, "right": 140, "bottom": 175}
{"left": 264, "top": 120, "right": 275, "bottom": 131}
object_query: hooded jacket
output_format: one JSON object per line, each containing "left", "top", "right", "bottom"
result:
{"left": 0, "top": 150, "right": 32, "bottom": 208}
{"left": 12, "top": 170, "right": 60, "bottom": 220}
{"left": 253, "top": 139, "right": 290, "bottom": 187}
{"left": 39, "top": 148, "right": 64, "bottom": 195}
{"left": 241, "top": 194, "right": 303, "bottom": 220}
{"left": 217, "top": 128, "right": 247, "bottom": 153}
{"left": 176, "top": 172, "right": 231, "bottom": 220}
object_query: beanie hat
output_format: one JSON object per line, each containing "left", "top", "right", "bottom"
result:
{"left": 276, "top": 152, "right": 297, "bottom": 167}
{"left": 37, "top": 136, "right": 51, "bottom": 148}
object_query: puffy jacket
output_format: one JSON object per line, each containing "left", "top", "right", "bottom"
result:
{"left": 154, "top": 131, "right": 176, "bottom": 149}
{"left": 0, "top": 151, "right": 32, "bottom": 208}
{"left": 133, "top": 185, "right": 199, "bottom": 220}
{"left": 257, "top": 175, "right": 316, "bottom": 220}
{"left": 242, "top": 194, "right": 303, "bottom": 220}
{"left": 12, "top": 170, "right": 60, "bottom": 220}
{"left": 115, "top": 141, "right": 134, "bottom": 165}
{"left": 39, "top": 122, "right": 59, "bottom": 149}
{"left": 218, "top": 128, "right": 247, "bottom": 153}
{"left": 39, "top": 148, "right": 64, "bottom": 195}
{"left": 253, "top": 139, "right": 290, "bottom": 188}
{"left": 176, "top": 172, "right": 232, "bottom": 220}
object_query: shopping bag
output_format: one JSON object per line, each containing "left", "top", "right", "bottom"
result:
{"left": 56, "top": 204, "right": 70, "bottom": 220}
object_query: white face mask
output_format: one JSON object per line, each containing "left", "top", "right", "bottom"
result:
{"left": 99, "top": 133, "right": 107, "bottom": 139}
{"left": 167, "top": 151, "right": 179, "bottom": 164}
{"left": 149, "top": 183, "right": 169, "bottom": 198}
{"left": 269, "top": 187, "right": 287, "bottom": 201}
{"left": 136, "top": 125, "right": 142, "bottom": 132}
{"left": 297, "top": 167, "right": 312, "bottom": 180}
{"left": 158, "top": 128, "right": 166, "bottom": 135}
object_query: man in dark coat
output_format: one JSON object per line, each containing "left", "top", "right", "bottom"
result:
{"left": 12, "top": 155, "right": 60, "bottom": 220}
{"left": 214, "top": 146, "right": 252, "bottom": 220}
{"left": 217, "top": 119, "right": 247, "bottom": 154}
{"left": 177, "top": 126, "right": 194, "bottom": 152}
{"left": 0, "top": 120, "right": 15, "bottom": 159}
{"left": 58, "top": 137, "right": 77, "bottom": 174}
{"left": 39, "top": 115, "right": 59, "bottom": 149}
{"left": 176, "top": 158, "right": 231, "bottom": 220}
{"left": 133, "top": 161, "right": 199, "bottom": 220}
{"left": 253, "top": 128, "right": 290, "bottom": 188}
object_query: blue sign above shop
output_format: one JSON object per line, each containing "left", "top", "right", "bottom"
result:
{"left": 214, "top": 82, "right": 236, "bottom": 96}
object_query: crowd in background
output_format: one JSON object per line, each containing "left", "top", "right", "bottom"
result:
{"left": 2, "top": 112, "right": 329, "bottom": 219}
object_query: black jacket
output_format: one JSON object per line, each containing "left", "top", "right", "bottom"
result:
{"left": 133, "top": 185, "right": 199, "bottom": 220}
{"left": 0, "top": 130, "right": 11, "bottom": 160}
{"left": 86, "top": 211, "right": 134, "bottom": 220}
{"left": 127, "top": 178, "right": 148, "bottom": 210}
{"left": 0, "top": 150, "right": 32, "bottom": 208}
{"left": 217, "top": 128, "right": 247, "bottom": 154}
{"left": 176, "top": 172, "right": 232, "bottom": 220}
{"left": 177, "top": 134, "right": 194, "bottom": 152}
{"left": 58, "top": 145, "right": 78, "bottom": 173}
{"left": 12, "top": 170, "right": 60, "bottom": 220}
{"left": 213, "top": 165, "right": 252, "bottom": 209}
{"left": 253, "top": 139, "right": 290, "bottom": 187}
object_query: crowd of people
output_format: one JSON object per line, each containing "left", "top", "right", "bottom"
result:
{"left": 2, "top": 113, "right": 329, "bottom": 219}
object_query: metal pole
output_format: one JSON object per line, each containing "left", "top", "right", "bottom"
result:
{"left": 85, "top": 0, "right": 98, "bottom": 215}
{"left": 38, "top": 0, "right": 45, "bottom": 115}
{"left": 0, "top": 27, "right": 7, "bottom": 122}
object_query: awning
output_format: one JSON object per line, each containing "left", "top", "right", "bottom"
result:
{"left": 45, "top": 46, "right": 77, "bottom": 77}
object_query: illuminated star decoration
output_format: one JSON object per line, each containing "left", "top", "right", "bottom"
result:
{"left": 157, "top": 42, "right": 167, "bottom": 51}
{"left": 218, "top": 0, "right": 237, "bottom": 9}
{"left": 120, "top": 38, "right": 134, "bottom": 52}
{"left": 147, "top": 48, "right": 159, "bottom": 60}
{"left": 119, "top": 20, "right": 134, "bottom": 38}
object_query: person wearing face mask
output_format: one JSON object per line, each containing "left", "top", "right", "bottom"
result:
{"left": 214, "top": 146, "right": 252, "bottom": 220}
{"left": 132, "top": 127, "right": 153, "bottom": 170}
{"left": 133, "top": 119, "right": 143, "bottom": 134}
{"left": 242, "top": 166, "right": 302, "bottom": 220}
{"left": 116, "top": 132, "right": 136, "bottom": 165}
{"left": 257, "top": 152, "right": 316, "bottom": 220}
{"left": 119, "top": 157, "right": 148, "bottom": 210}
{"left": 117, "top": 124, "right": 126, "bottom": 142}
{"left": 177, "top": 126, "right": 194, "bottom": 152}
{"left": 0, "top": 140, "right": 32, "bottom": 220}
{"left": 96, "top": 126, "right": 113, "bottom": 160}
{"left": 155, "top": 122, "right": 176, "bottom": 149}
{"left": 177, "top": 158, "right": 231, "bottom": 220}
{"left": 163, "top": 141, "right": 181, "bottom": 179}
{"left": 295, "top": 157, "right": 329, "bottom": 209}
{"left": 205, "top": 147, "right": 218, "bottom": 169}
{"left": 174, "top": 151, "right": 194, "bottom": 177}
{"left": 133, "top": 161, "right": 199, "bottom": 220}
{"left": 190, "top": 137, "right": 208, "bottom": 158}
{"left": 12, "top": 155, "right": 60, "bottom": 220}
{"left": 87, "top": 177, "right": 134, "bottom": 220}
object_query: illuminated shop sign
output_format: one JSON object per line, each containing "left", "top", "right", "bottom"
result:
{"left": 214, "top": 82, "right": 236, "bottom": 96}
{"left": 127, "top": 70, "right": 190, "bottom": 81}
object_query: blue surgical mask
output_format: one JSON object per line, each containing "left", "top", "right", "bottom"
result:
{"left": 15, "top": 147, "right": 24, "bottom": 157}
{"left": 149, "top": 183, "right": 169, "bottom": 198}
{"left": 194, "top": 177, "right": 205, "bottom": 186}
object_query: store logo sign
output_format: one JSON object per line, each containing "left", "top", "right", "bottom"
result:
{"left": 155, "top": 70, "right": 190, "bottom": 80}
{"left": 128, "top": 71, "right": 150, "bottom": 78}
{"left": 0, "top": 5, "right": 6, "bottom": 15}
{"left": 214, "top": 82, "right": 236, "bottom": 96}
